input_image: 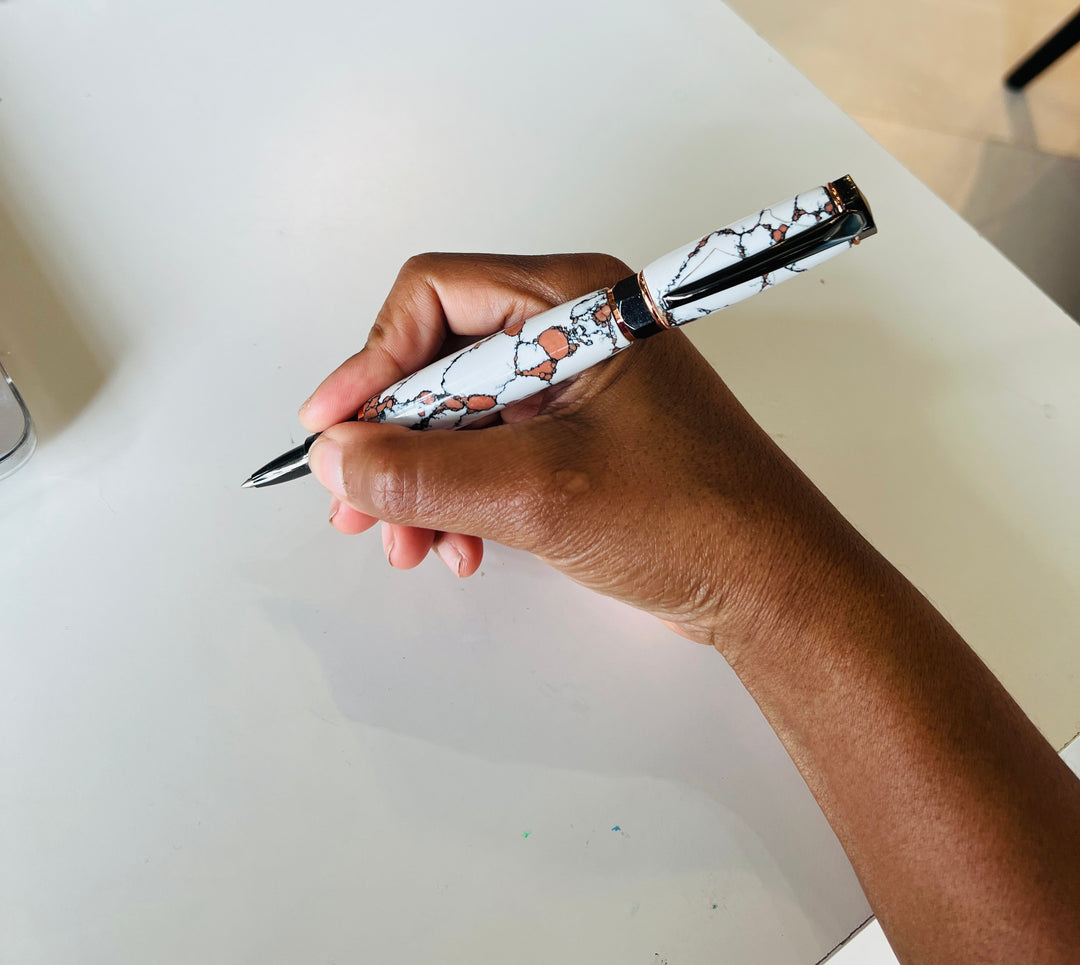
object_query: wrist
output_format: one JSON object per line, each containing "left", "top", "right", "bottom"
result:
{"left": 698, "top": 473, "right": 892, "bottom": 673}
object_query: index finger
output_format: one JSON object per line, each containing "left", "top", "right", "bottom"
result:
{"left": 298, "top": 252, "right": 629, "bottom": 432}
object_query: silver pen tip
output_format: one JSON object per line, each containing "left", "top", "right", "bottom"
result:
{"left": 241, "top": 477, "right": 257, "bottom": 489}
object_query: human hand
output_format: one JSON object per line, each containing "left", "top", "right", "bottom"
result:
{"left": 299, "top": 254, "right": 1080, "bottom": 963}
{"left": 299, "top": 252, "right": 850, "bottom": 648}
{"left": 299, "top": 251, "right": 634, "bottom": 575}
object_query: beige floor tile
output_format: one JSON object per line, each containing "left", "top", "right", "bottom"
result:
{"left": 727, "top": 0, "right": 1080, "bottom": 157}
{"left": 853, "top": 112, "right": 1080, "bottom": 317}
{"left": 852, "top": 114, "right": 988, "bottom": 209}
{"left": 961, "top": 141, "right": 1080, "bottom": 319}
{"left": 727, "top": 0, "right": 1080, "bottom": 318}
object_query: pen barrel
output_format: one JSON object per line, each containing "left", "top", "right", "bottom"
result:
{"left": 360, "top": 288, "right": 632, "bottom": 429}
{"left": 358, "top": 178, "right": 873, "bottom": 431}
{"left": 641, "top": 184, "right": 852, "bottom": 328}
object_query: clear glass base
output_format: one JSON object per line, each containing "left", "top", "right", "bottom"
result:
{"left": 0, "top": 359, "right": 36, "bottom": 481}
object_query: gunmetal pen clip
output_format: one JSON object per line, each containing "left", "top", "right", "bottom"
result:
{"left": 664, "top": 175, "right": 876, "bottom": 310}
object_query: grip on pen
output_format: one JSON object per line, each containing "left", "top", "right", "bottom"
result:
{"left": 360, "top": 287, "right": 632, "bottom": 430}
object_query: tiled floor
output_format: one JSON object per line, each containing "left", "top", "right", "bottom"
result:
{"left": 726, "top": 0, "right": 1080, "bottom": 321}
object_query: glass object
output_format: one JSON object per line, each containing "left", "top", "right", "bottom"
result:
{"left": 0, "top": 358, "right": 35, "bottom": 480}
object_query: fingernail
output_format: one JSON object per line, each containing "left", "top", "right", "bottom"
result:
{"left": 380, "top": 522, "right": 395, "bottom": 566}
{"left": 308, "top": 437, "right": 345, "bottom": 498}
{"left": 435, "top": 541, "right": 465, "bottom": 577}
{"left": 328, "top": 497, "right": 341, "bottom": 523}
{"left": 298, "top": 397, "right": 318, "bottom": 432}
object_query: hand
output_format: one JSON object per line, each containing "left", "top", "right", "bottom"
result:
{"left": 299, "top": 252, "right": 848, "bottom": 648}
{"left": 299, "top": 253, "right": 1080, "bottom": 963}
{"left": 299, "top": 252, "right": 634, "bottom": 576}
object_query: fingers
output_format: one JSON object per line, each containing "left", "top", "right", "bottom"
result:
{"left": 308, "top": 418, "right": 559, "bottom": 554}
{"left": 299, "top": 253, "right": 631, "bottom": 432}
{"left": 434, "top": 532, "right": 484, "bottom": 576}
{"left": 381, "top": 525, "right": 483, "bottom": 574}
{"left": 328, "top": 498, "right": 377, "bottom": 535}
{"left": 380, "top": 521, "right": 434, "bottom": 569}
{"left": 305, "top": 251, "right": 633, "bottom": 581}
{"left": 328, "top": 495, "right": 483, "bottom": 576}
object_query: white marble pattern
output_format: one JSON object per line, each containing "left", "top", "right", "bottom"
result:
{"left": 362, "top": 184, "right": 863, "bottom": 428}
{"left": 642, "top": 186, "right": 847, "bottom": 326}
{"left": 360, "top": 289, "right": 631, "bottom": 428}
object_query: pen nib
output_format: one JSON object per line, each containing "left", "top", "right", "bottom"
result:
{"left": 241, "top": 435, "right": 318, "bottom": 489}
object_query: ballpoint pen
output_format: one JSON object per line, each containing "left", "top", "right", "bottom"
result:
{"left": 243, "top": 175, "right": 876, "bottom": 489}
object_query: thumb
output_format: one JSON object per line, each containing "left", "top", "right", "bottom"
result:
{"left": 307, "top": 419, "right": 566, "bottom": 553}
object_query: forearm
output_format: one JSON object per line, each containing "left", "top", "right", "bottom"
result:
{"left": 718, "top": 495, "right": 1080, "bottom": 963}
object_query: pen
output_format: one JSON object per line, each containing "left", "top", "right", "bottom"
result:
{"left": 243, "top": 175, "right": 876, "bottom": 489}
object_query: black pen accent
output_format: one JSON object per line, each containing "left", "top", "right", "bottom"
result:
{"left": 243, "top": 434, "right": 318, "bottom": 489}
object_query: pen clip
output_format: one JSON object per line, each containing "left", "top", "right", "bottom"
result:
{"left": 663, "top": 176, "right": 876, "bottom": 310}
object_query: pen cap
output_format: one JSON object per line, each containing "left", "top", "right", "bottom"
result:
{"left": 639, "top": 177, "right": 874, "bottom": 329}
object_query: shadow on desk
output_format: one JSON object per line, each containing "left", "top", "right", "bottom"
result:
{"left": 958, "top": 93, "right": 1080, "bottom": 323}
{"left": 0, "top": 195, "right": 113, "bottom": 442}
{"left": 252, "top": 538, "right": 862, "bottom": 947}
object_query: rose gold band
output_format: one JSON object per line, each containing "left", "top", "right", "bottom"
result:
{"left": 606, "top": 287, "right": 636, "bottom": 341}
{"left": 824, "top": 179, "right": 845, "bottom": 213}
{"left": 638, "top": 271, "right": 672, "bottom": 330}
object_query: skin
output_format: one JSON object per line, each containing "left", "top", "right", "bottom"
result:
{"left": 300, "top": 253, "right": 1080, "bottom": 964}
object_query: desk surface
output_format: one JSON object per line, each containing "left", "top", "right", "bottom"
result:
{"left": 2, "top": 2, "right": 1078, "bottom": 963}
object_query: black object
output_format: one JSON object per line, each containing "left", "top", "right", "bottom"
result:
{"left": 1005, "top": 8, "right": 1080, "bottom": 89}
{"left": 663, "top": 207, "right": 874, "bottom": 312}
{"left": 611, "top": 275, "right": 663, "bottom": 339}
{"left": 243, "top": 434, "right": 317, "bottom": 488}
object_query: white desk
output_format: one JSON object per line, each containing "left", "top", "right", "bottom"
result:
{"left": 2, "top": 3, "right": 1077, "bottom": 963}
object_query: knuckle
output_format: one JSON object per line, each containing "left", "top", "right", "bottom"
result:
{"left": 584, "top": 252, "right": 632, "bottom": 285}
{"left": 399, "top": 251, "right": 443, "bottom": 279}
{"left": 510, "top": 453, "right": 593, "bottom": 545}
{"left": 552, "top": 468, "right": 592, "bottom": 496}
{"left": 365, "top": 314, "right": 390, "bottom": 348}
{"left": 358, "top": 439, "right": 421, "bottom": 523}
